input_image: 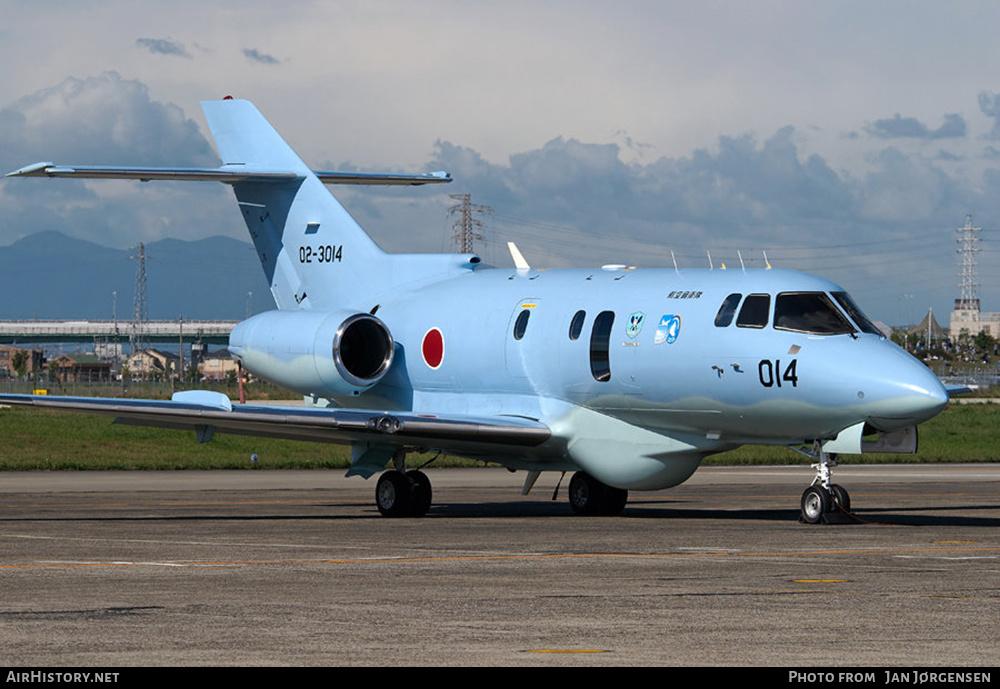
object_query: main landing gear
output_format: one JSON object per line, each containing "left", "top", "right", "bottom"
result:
{"left": 375, "top": 450, "right": 433, "bottom": 518}
{"left": 567, "top": 471, "right": 629, "bottom": 516}
{"left": 798, "top": 442, "right": 851, "bottom": 524}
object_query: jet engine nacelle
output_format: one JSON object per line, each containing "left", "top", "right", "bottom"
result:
{"left": 228, "top": 309, "right": 394, "bottom": 397}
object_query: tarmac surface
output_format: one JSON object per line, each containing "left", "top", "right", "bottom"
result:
{"left": 0, "top": 465, "right": 998, "bottom": 667}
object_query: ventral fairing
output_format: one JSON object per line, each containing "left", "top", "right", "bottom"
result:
{"left": 2, "top": 99, "right": 949, "bottom": 522}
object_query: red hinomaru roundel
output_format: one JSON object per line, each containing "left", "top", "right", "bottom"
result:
{"left": 421, "top": 327, "right": 444, "bottom": 369}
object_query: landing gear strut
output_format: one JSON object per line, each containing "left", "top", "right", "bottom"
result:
{"left": 797, "top": 442, "right": 851, "bottom": 524}
{"left": 375, "top": 450, "right": 433, "bottom": 518}
{"left": 567, "top": 472, "right": 628, "bottom": 516}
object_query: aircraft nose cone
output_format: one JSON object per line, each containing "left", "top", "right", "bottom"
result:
{"left": 865, "top": 347, "right": 949, "bottom": 430}
{"left": 892, "top": 370, "right": 948, "bottom": 423}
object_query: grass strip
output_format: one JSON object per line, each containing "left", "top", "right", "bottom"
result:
{"left": 0, "top": 402, "right": 996, "bottom": 470}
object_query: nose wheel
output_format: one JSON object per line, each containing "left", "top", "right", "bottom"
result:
{"left": 797, "top": 443, "right": 852, "bottom": 524}
{"left": 800, "top": 485, "right": 829, "bottom": 524}
{"left": 830, "top": 483, "right": 851, "bottom": 513}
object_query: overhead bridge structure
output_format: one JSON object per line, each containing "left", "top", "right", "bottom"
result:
{"left": 0, "top": 320, "right": 238, "bottom": 345}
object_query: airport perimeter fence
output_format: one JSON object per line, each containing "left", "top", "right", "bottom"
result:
{"left": 0, "top": 378, "right": 294, "bottom": 401}
{"left": 940, "top": 373, "right": 1000, "bottom": 395}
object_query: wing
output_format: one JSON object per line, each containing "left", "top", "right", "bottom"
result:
{"left": 0, "top": 392, "right": 550, "bottom": 476}
{"left": 6, "top": 163, "right": 452, "bottom": 186}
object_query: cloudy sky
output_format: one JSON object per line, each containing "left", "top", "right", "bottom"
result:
{"left": 2, "top": 0, "right": 1000, "bottom": 325}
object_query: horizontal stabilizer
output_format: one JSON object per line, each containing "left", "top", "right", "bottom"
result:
{"left": 6, "top": 163, "right": 451, "bottom": 186}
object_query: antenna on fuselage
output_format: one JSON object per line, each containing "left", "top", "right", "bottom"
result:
{"left": 738, "top": 250, "right": 746, "bottom": 273}
{"left": 671, "top": 251, "right": 680, "bottom": 275}
{"left": 707, "top": 250, "right": 713, "bottom": 270}
{"left": 763, "top": 250, "right": 772, "bottom": 270}
{"left": 507, "top": 241, "right": 531, "bottom": 275}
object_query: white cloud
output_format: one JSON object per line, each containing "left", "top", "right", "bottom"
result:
{"left": 0, "top": 73, "right": 231, "bottom": 248}
{"left": 0, "top": 72, "right": 214, "bottom": 168}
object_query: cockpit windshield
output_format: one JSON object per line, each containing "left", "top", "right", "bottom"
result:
{"left": 773, "top": 292, "right": 854, "bottom": 335}
{"left": 831, "top": 292, "right": 883, "bottom": 336}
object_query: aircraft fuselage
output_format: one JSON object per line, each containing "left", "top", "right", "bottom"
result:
{"left": 230, "top": 263, "right": 947, "bottom": 490}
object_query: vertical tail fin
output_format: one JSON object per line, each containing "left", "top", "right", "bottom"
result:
{"left": 201, "top": 99, "right": 386, "bottom": 311}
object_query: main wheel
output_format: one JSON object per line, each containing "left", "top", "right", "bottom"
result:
{"left": 376, "top": 470, "right": 413, "bottom": 518}
{"left": 600, "top": 486, "right": 629, "bottom": 516}
{"left": 568, "top": 472, "right": 604, "bottom": 516}
{"left": 829, "top": 484, "right": 851, "bottom": 513}
{"left": 407, "top": 470, "right": 432, "bottom": 518}
{"left": 800, "top": 485, "right": 830, "bottom": 524}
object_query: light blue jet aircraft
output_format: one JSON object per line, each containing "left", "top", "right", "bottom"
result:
{"left": 2, "top": 98, "right": 950, "bottom": 523}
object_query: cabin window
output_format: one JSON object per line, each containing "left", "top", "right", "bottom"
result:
{"left": 714, "top": 293, "right": 742, "bottom": 327}
{"left": 513, "top": 309, "right": 531, "bottom": 340}
{"left": 590, "top": 310, "right": 615, "bottom": 382}
{"left": 831, "top": 292, "right": 883, "bottom": 336}
{"left": 773, "top": 292, "right": 854, "bottom": 335}
{"left": 736, "top": 294, "right": 771, "bottom": 328}
{"left": 569, "top": 310, "right": 586, "bottom": 340}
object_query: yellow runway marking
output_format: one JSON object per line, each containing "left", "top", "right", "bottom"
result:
{"left": 793, "top": 579, "right": 848, "bottom": 583}
{"left": 932, "top": 540, "right": 980, "bottom": 544}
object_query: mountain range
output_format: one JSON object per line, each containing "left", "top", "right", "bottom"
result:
{"left": 0, "top": 232, "right": 270, "bottom": 320}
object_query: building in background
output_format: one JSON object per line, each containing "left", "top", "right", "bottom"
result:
{"left": 0, "top": 345, "right": 45, "bottom": 379}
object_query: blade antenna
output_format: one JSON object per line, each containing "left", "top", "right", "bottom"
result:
{"left": 507, "top": 242, "right": 531, "bottom": 276}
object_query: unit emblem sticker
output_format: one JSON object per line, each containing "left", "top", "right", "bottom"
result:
{"left": 626, "top": 312, "right": 645, "bottom": 339}
{"left": 654, "top": 314, "right": 681, "bottom": 345}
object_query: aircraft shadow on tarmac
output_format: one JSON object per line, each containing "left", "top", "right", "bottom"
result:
{"left": 2, "top": 500, "right": 997, "bottom": 526}
{"left": 401, "top": 499, "right": 1000, "bottom": 526}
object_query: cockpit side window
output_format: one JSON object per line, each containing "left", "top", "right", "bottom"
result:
{"left": 714, "top": 293, "right": 742, "bottom": 327}
{"left": 774, "top": 292, "right": 854, "bottom": 335}
{"left": 736, "top": 294, "right": 771, "bottom": 328}
{"left": 831, "top": 292, "right": 883, "bottom": 336}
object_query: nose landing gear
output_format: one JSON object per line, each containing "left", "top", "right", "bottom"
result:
{"left": 797, "top": 442, "right": 852, "bottom": 524}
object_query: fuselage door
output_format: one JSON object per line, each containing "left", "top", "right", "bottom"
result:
{"left": 505, "top": 299, "right": 540, "bottom": 378}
